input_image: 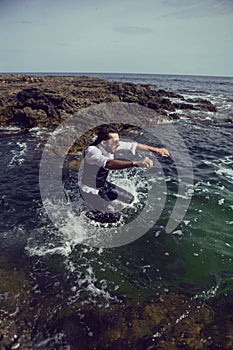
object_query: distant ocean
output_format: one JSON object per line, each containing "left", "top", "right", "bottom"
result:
{"left": 1, "top": 73, "right": 233, "bottom": 348}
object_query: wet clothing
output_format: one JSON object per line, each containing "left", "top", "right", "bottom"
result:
{"left": 79, "top": 141, "right": 137, "bottom": 212}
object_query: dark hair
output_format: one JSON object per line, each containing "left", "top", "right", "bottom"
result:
{"left": 94, "top": 124, "right": 119, "bottom": 145}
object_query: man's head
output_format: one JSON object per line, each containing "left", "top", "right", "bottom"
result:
{"left": 96, "top": 125, "right": 120, "bottom": 153}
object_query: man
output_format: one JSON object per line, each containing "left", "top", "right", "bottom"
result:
{"left": 79, "top": 125, "right": 169, "bottom": 222}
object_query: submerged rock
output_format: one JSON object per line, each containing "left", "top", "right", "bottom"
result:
{"left": 1, "top": 249, "right": 233, "bottom": 349}
{"left": 0, "top": 254, "right": 33, "bottom": 349}
{"left": 35, "top": 292, "right": 215, "bottom": 350}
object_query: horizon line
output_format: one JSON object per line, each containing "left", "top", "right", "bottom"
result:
{"left": 0, "top": 71, "right": 233, "bottom": 78}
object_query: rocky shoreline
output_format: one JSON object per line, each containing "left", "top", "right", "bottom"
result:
{"left": 0, "top": 74, "right": 217, "bottom": 130}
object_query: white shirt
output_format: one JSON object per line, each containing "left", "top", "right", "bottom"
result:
{"left": 84, "top": 140, "right": 137, "bottom": 169}
{"left": 79, "top": 140, "right": 137, "bottom": 194}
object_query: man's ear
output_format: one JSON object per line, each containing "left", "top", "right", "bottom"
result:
{"left": 100, "top": 140, "right": 106, "bottom": 146}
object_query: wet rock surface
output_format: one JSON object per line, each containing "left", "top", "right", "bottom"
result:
{"left": 1, "top": 274, "right": 232, "bottom": 350}
{"left": 0, "top": 74, "right": 217, "bottom": 129}
{"left": 0, "top": 247, "right": 232, "bottom": 350}
{"left": 0, "top": 255, "right": 33, "bottom": 349}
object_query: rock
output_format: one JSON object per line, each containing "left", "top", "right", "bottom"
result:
{"left": 0, "top": 74, "right": 217, "bottom": 130}
{"left": 12, "top": 106, "right": 49, "bottom": 128}
{"left": 43, "top": 293, "right": 214, "bottom": 350}
{"left": 0, "top": 254, "right": 33, "bottom": 349}
{"left": 168, "top": 113, "right": 181, "bottom": 120}
{"left": 184, "top": 97, "right": 217, "bottom": 112}
{"left": 0, "top": 310, "right": 33, "bottom": 350}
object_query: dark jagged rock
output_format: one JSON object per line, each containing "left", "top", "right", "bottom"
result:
{"left": 185, "top": 97, "right": 217, "bottom": 112}
{"left": 0, "top": 74, "right": 217, "bottom": 129}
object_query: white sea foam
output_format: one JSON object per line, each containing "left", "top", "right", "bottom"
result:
{"left": 195, "top": 282, "right": 220, "bottom": 300}
{"left": 172, "top": 230, "right": 183, "bottom": 236}
{"left": 27, "top": 243, "right": 73, "bottom": 257}
{"left": 0, "top": 126, "right": 22, "bottom": 132}
{"left": 8, "top": 141, "right": 27, "bottom": 167}
{"left": 69, "top": 264, "right": 113, "bottom": 303}
{"left": 216, "top": 167, "right": 233, "bottom": 182}
{"left": 36, "top": 332, "right": 69, "bottom": 349}
{"left": 183, "top": 220, "right": 190, "bottom": 226}
{"left": 202, "top": 156, "right": 233, "bottom": 184}
{"left": 27, "top": 168, "right": 149, "bottom": 258}
{"left": 29, "top": 126, "right": 50, "bottom": 138}
{"left": 25, "top": 206, "right": 115, "bottom": 304}
{"left": 158, "top": 117, "right": 177, "bottom": 124}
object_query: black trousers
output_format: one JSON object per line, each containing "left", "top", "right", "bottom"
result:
{"left": 80, "top": 181, "right": 134, "bottom": 212}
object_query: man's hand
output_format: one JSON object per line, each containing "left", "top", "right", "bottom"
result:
{"left": 133, "top": 157, "right": 153, "bottom": 168}
{"left": 155, "top": 148, "right": 170, "bottom": 157}
{"left": 136, "top": 143, "right": 170, "bottom": 157}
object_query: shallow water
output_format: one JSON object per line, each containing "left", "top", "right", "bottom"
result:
{"left": 1, "top": 124, "right": 232, "bottom": 310}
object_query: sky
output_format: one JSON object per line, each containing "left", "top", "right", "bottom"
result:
{"left": 0, "top": 0, "right": 233, "bottom": 76}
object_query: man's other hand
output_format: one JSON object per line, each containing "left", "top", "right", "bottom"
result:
{"left": 134, "top": 157, "right": 153, "bottom": 168}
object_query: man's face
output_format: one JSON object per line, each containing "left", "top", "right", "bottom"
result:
{"left": 102, "top": 132, "right": 120, "bottom": 153}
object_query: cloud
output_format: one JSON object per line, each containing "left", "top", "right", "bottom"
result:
{"left": 55, "top": 41, "right": 70, "bottom": 47}
{"left": 113, "top": 26, "right": 153, "bottom": 35}
{"left": 162, "top": 0, "right": 233, "bottom": 18}
{"left": 16, "top": 20, "right": 33, "bottom": 24}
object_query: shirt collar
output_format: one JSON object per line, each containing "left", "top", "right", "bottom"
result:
{"left": 97, "top": 144, "right": 114, "bottom": 158}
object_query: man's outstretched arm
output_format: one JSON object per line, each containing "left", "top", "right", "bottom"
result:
{"left": 136, "top": 143, "right": 170, "bottom": 157}
{"left": 106, "top": 158, "right": 153, "bottom": 170}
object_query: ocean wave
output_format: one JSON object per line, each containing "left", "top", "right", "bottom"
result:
{"left": 8, "top": 141, "right": 27, "bottom": 167}
{"left": 0, "top": 126, "right": 22, "bottom": 132}
{"left": 202, "top": 156, "right": 233, "bottom": 184}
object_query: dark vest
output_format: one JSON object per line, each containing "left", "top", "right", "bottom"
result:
{"left": 81, "top": 147, "right": 109, "bottom": 189}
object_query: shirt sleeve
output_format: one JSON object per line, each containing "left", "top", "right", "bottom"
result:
{"left": 85, "top": 146, "right": 110, "bottom": 168}
{"left": 117, "top": 141, "right": 138, "bottom": 155}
